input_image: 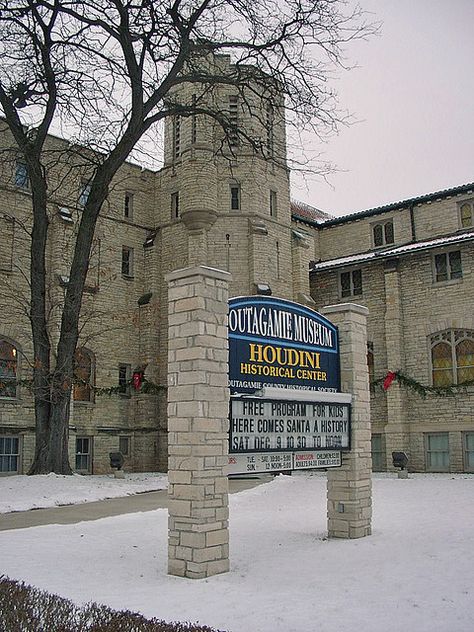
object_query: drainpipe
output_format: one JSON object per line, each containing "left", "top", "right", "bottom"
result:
{"left": 409, "top": 203, "right": 416, "bottom": 242}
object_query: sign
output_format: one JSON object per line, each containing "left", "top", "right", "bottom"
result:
{"left": 229, "top": 397, "right": 351, "bottom": 453}
{"left": 227, "top": 450, "right": 341, "bottom": 475}
{"left": 228, "top": 296, "right": 340, "bottom": 394}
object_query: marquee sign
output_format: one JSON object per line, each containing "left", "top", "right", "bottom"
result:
{"left": 228, "top": 296, "right": 340, "bottom": 394}
{"left": 229, "top": 397, "right": 351, "bottom": 453}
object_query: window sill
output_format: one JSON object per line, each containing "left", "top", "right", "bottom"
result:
{"left": 121, "top": 274, "right": 135, "bottom": 281}
{"left": 73, "top": 400, "right": 95, "bottom": 407}
{"left": 432, "top": 278, "right": 463, "bottom": 287}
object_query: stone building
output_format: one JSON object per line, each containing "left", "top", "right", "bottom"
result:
{"left": 0, "top": 54, "right": 472, "bottom": 474}
{"left": 308, "top": 184, "right": 474, "bottom": 473}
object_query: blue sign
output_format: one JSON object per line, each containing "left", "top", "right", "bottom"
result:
{"left": 228, "top": 296, "right": 340, "bottom": 394}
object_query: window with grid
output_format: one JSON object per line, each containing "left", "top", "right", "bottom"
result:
{"left": 340, "top": 269, "right": 362, "bottom": 298}
{"left": 430, "top": 330, "right": 474, "bottom": 386}
{"left": 0, "top": 436, "right": 20, "bottom": 473}
{"left": 73, "top": 348, "right": 94, "bottom": 402}
{"left": 121, "top": 246, "right": 134, "bottom": 277}
{"left": 118, "top": 364, "right": 131, "bottom": 397}
{"left": 367, "top": 342, "right": 375, "bottom": 393}
{"left": 228, "top": 95, "right": 239, "bottom": 147}
{"left": 371, "top": 434, "right": 384, "bottom": 471}
{"left": 463, "top": 433, "right": 474, "bottom": 472}
{"left": 270, "top": 190, "right": 277, "bottom": 217}
{"left": 119, "top": 436, "right": 131, "bottom": 457}
{"left": 266, "top": 103, "right": 274, "bottom": 157}
{"left": 0, "top": 339, "right": 18, "bottom": 399}
{"left": 425, "top": 433, "right": 449, "bottom": 472}
{"left": 78, "top": 181, "right": 91, "bottom": 207}
{"left": 171, "top": 192, "right": 179, "bottom": 219}
{"left": 230, "top": 185, "right": 240, "bottom": 211}
{"left": 372, "top": 220, "right": 394, "bottom": 247}
{"left": 433, "top": 250, "right": 462, "bottom": 282}
{"left": 191, "top": 94, "right": 197, "bottom": 145}
{"left": 15, "top": 161, "right": 30, "bottom": 189}
{"left": 459, "top": 201, "right": 473, "bottom": 228}
{"left": 172, "top": 115, "right": 181, "bottom": 159}
{"left": 75, "top": 437, "right": 92, "bottom": 472}
{"left": 124, "top": 192, "right": 133, "bottom": 219}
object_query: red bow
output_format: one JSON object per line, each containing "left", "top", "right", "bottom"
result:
{"left": 132, "top": 371, "right": 143, "bottom": 391}
{"left": 383, "top": 371, "right": 397, "bottom": 391}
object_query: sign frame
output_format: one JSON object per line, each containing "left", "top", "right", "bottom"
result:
{"left": 228, "top": 296, "right": 341, "bottom": 394}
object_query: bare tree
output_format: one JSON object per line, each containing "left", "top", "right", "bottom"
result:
{"left": 0, "top": 0, "right": 375, "bottom": 474}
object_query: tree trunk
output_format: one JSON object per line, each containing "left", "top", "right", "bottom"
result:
{"left": 28, "top": 394, "right": 72, "bottom": 475}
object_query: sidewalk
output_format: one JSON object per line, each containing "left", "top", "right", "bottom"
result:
{"left": 0, "top": 475, "right": 272, "bottom": 531}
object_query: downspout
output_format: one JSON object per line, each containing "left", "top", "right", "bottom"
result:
{"left": 409, "top": 203, "right": 416, "bottom": 242}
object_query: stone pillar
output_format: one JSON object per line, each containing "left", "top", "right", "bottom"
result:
{"left": 321, "top": 303, "right": 372, "bottom": 539}
{"left": 166, "top": 265, "right": 231, "bottom": 579}
{"left": 383, "top": 258, "right": 409, "bottom": 469}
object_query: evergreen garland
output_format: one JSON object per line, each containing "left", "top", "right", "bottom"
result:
{"left": 372, "top": 370, "right": 474, "bottom": 398}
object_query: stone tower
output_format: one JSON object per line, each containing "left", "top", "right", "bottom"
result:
{"left": 157, "top": 54, "right": 294, "bottom": 299}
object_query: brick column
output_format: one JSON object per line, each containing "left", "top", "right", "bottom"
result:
{"left": 166, "top": 265, "right": 231, "bottom": 579}
{"left": 321, "top": 303, "right": 372, "bottom": 539}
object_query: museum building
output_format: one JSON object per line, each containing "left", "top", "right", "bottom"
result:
{"left": 0, "top": 57, "right": 473, "bottom": 475}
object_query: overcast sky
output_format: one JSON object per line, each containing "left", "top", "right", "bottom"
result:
{"left": 291, "top": 0, "right": 474, "bottom": 217}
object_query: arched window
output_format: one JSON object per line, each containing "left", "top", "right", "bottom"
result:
{"left": 0, "top": 338, "right": 18, "bottom": 399}
{"left": 431, "top": 330, "right": 474, "bottom": 386}
{"left": 73, "top": 347, "right": 94, "bottom": 402}
{"left": 456, "top": 338, "right": 474, "bottom": 384}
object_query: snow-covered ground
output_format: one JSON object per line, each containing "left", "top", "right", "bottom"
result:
{"left": 0, "top": 472, "right": 167, "bottom": 513}
{"left": 0, "top": 472, "right": 473, "bottom": 632}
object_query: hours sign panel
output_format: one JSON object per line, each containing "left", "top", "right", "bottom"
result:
{"left": 228, "top": 296, "right": 340, "bottom": 394}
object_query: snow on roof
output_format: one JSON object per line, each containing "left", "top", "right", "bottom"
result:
{"left": 317, "top": 182, "right": 474, "bottom": 227}
{"left": 311, "top": 231, "right": 474, "bottom": 272}
{"left": 291, "top": 199, "right": 333, "bottom": 224}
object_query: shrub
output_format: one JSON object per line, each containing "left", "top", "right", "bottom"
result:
{"left": 0, "top": 576, "right": 226, "bottom": 632}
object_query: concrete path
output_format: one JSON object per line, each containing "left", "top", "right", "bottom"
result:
{"left": 0, "top": 475, "right": 272, "bottom": 532}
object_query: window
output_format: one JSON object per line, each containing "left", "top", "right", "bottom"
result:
{"left": 0, "top": 436, "right": 20, "bottom": 473}
{"left": 425, "top": 433, "right": 449, "bottom": 472}
{"left": 266, "top": 103, "right": 274, "bottom": 157}
{"left": 78, "top": 181, "right": 91, "bottom": 207}
{"left": 171, "top": 192, "right": 180, "bottom": 219}
{"left": 15, "top": 161, "right": 29, "bottom": 189}
{"left": 0, "top": 339, "right": 18, "bottom": 399}
{"left": 191, "top": 94, "right": 197, "bottom": 145}
{"left": 433, "top": 250, "right": 462, "bottom": 282}
{"left": 230, "top": 185, "right": 240, "bottom": 211}
{"left": 367, "top": 342, "right": 375, "bottom": 393}
{"left": 431, "top": 330, "right": 474, "bottom": 387}
{"left": 121, "top": 246, "right": 134, "bottom": 277}
{"left": 118, "top": 364, "right": 131, "bottom": 397}
{"left": 124, "top": 192, "right": 133, "bottom": 220}
{"left": 371, "top": 434, "right": 384, "bottom": 471}
{"left": 75, "top": 437, "right": 92, "bottom": 473}
{"left": 270, "top": 190, "right": 277, "bottom": 217}
{"left": 340, "top": 269, "right": 362, "bottom": 298}
{"left": 372, "top": 220, "right": 394, "bottom": 247}
{"left": 463, "top": 433, "right": 474, "bottom": 472}
{"left": 0, "top": 215, "right": 15, "bottom": 271}
{"left": 73, "top": 347, "right": 94, "bottom": 402}
{"left": 459, "top": 201, "right": 473, "bottom": 228}
{"left": 172, "top": 115, "right": 181, "bottom": 159}
{"left": 228, "top": 95, "right": 239, "bottom": 147}
{"left": 119, "top": 436, "right": 130, "bottom": 457}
